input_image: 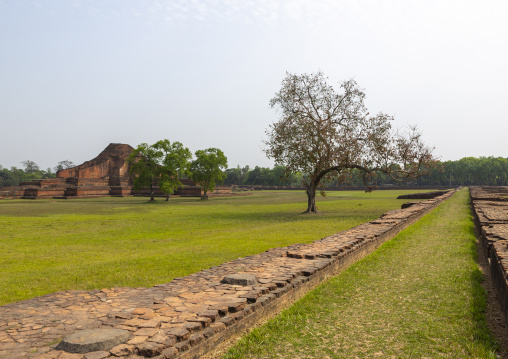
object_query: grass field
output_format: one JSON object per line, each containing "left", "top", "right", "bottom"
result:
{"left": 0, "top": 189, "right": 431, "bottom": 306}
{"left": 223, "top": 189, "right": 499, "bottom": 358}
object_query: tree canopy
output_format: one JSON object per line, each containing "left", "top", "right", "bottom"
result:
{"left": 21, "top": 160, "right": 39, "bottom": 174}
{"left": 153, "top": 140, "right": 192, "bottom": 201}
{"left": 190, "top": 148, "right": 228, "bottom": 199}
{"left": 265, "top": 71, "right": 437, "bottom": 213}
{"left": 127, "top": 143, "right": 162, "bottom": 201}
{"left": 0, "top": 165, "right": 55, "bottom": 187}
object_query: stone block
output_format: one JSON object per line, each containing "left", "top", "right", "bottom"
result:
{"left": 55, "top": 329, "right": 130, "bottom": 354}
{"left": 221, "top": 273, "right": 258, "bottom": 286}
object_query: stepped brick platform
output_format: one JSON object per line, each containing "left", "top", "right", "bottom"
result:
{"left": 470, "top": 186, "right": 508, "bottom": 330}
{"left": 0, "top": 144, "right": 232, "bottom": 200}
{"left": 0, "top": 190, "right": 455, "bottom": 359}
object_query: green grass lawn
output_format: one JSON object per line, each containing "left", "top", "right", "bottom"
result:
{"left": 223, "top": 189, "right": 499, "bottom": 358}
{"left": 0, "top": 189, "right": 433, "bottom": 306}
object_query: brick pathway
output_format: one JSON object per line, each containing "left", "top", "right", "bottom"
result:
{"left": 0, "top": 191, "right": 455, "bottom": 359}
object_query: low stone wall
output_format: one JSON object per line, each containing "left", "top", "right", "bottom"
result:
{"left": 235, "top": 185, "right": 452, "bottom": 191}
{"left": 0, "top": 190, "right": 456, "bottom": 359}
{"left": 470, "top": 186, "right": 508, "bottom": 330}
{"left": 396, "top": 190, "right": 451, "bottom": 200}
{"left": 0, "top": 186, "right": 24, "bottom": 199}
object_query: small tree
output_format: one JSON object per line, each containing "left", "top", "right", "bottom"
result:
{"left": 54, "top": 160, "right": 75, "bottom": 172}
{"left": 21, "top": 160, "right": 39, "bottom": 174}
{"left": 153, "top": 140, "right": 192, "bottom": 201}
{"left": 190, "top": 148, "right": 228, "bottom": 199}
{"left": 265, "top": 71, "right": 437, "bottom": 213}
{"left": 127, "top": 143, "right": 162, "bottom": 201}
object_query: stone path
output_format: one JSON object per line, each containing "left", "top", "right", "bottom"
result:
{"left": 0, "top": 191, "right": 455, "bottom": 359}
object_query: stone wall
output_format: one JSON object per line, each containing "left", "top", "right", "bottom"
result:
{"left": 0, "top": 190, "right": 455, "bottom": 358}
{"left": 396, "top": 190, "right": 451, "bottom": 200}
{"left": 56, "top": 143, "right": 134, "bottom": 182}
{"left": 470, "top": 186, "right": 508, "bottom": 330}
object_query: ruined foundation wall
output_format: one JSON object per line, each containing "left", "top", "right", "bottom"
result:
{"left": 0, "top": 190, "right": 455, "bottom": 359}
{"left": 470, "top": 186, "right": 508, "bottom": 329}
{"left": 396, "top": 190, "right": 451, "bottom": 200}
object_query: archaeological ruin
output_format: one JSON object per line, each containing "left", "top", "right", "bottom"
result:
{"left": 470, "top": 186, "right": 508, "bottom": 329}
{"left": 0, "top": 143, "right": 231, "bottom": 200}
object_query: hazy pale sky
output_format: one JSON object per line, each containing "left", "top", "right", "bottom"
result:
{"left": 1, "top": 0, "right": 507, "bottom": 171}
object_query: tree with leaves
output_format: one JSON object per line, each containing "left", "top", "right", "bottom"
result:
{"left": 189, "top": 148, "right": 228, "bottom": 199}
{"left": 127, "top": 143, "right": 162, "bottom": 201}
{"left": 153, "top": 140, "right": 192, "bottom": 201}
{"left": 265, "top": 71, "right": 437, "bottom": 213}
{"left": 21, "top": 160, "right": 39, "bottom": 174}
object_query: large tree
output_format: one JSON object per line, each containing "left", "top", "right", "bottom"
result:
{"left": 265, "top": 71, "right": 437, "bottom": 213}
{"left": 189, "top": 148, "right": 228, "bottom": 199}
{"left": 153, "top": 140, "right": 192, "bottom": 201}
{"left": 127, "top": 143, "right": 162, "bottom": 201}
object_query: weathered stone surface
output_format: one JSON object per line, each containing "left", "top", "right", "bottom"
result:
{"left": 136, "top": 341, "right": 165, "bottom": 357}
{"left": 470, "top": 186, "right": 508, "bottom": 332}
{"left": 83, "top": 351, "right": 110, "bottom": 359}
{"left": 174, "top": 341, "right": 190, "bottom": 352}
{"left": 126, "top": 336, "right": 148, "bottom": 345}
{"left": 160, "top": 347, "right": 178, "bottom": 359}
{"left": 109, "top": 343, "right": 134, "bottom": 357}
{"left": 55, "top": 329, "right": 130, "bottom": 354}
{"left": 164, "top": 328, "right": 189, "bottom": 341}
{"left": 148, "top": 332, "right": 176, "bottom": 346}
{"left": 133, "top": 328, "right": 159, "bottom": 337}
{"left": 59, "top": 353, "right": 85, "bottom": 359}
{"left": 221, "top": 273, "right": 258, "bottom": 286}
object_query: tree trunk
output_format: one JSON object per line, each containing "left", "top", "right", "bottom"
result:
{"left": 150, "top": 182, "right": 154, "bottom": 201}
{"left": 165, "top": 193, "right": 170, "bottom": 201}
{"left": 305, "top": 183, "right": 319, "bottom": 213}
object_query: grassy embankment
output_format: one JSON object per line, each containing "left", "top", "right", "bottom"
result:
{"left": 0, "top": 189, "right": 429, "bottom": 306}
{"left": 223, "top": 189, "right": 499, "bottom": 358}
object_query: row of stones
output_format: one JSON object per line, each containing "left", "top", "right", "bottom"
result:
{"left": 0, "top": 192, "right": 455, "bottom": 359}
{"left": 470, "top": 186, "right": 508, "bottom": 287}
{"left": 470, "top": 186, "right": 508, "bottom": 337}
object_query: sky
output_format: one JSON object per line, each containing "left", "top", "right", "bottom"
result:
{"left": 1, "top": 0, "right": 507, "bottom": 171}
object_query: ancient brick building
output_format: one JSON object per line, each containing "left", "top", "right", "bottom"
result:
{"left": 0, "top": 143, "right": 230, "bottom": 199}
{"left": 55, "top": 143, "right": 135, "bottom": 198}
{"left": 0, "top": 143, "right": 135, "bottom": 199}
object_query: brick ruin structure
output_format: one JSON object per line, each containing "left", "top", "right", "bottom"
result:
{"left": 0, "top": 143, "right": 137, "bottom": 199}
{"left": 55, "top": 143, "right": 135, "bottom": 198}
{"left": 0, "top": 143, "right": 231, "bottom": 199}
{"left": 470, "top": 186, "right": 508, "bottom": 329}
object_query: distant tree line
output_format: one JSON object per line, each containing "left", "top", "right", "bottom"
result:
{"left": 2, "top": 156, "right": 507, "bottom": 189}
{"left": 224, "top": 157, "right": 508, "bottom": 188}
{"left": 0, "top": 160, "right": 73, "bottom": 187}
{"left": 224, "top": 165, "right": 303, "bottom": 186}
{"left": 418, "top": 157, "right": 508, "bottom": 187}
